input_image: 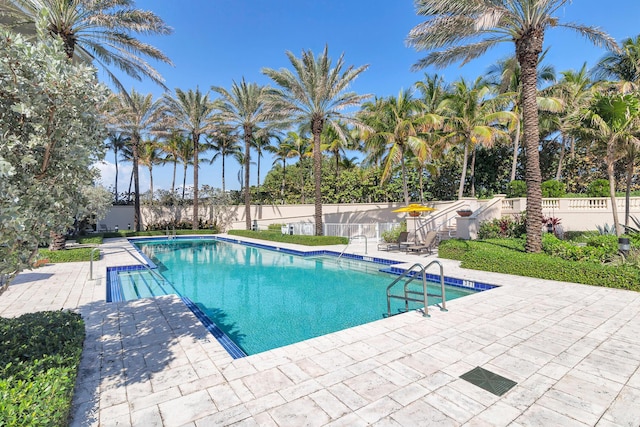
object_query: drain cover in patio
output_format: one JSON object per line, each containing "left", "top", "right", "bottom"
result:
{"left": 460, "top": 366, "right": 517, "bottom": 396}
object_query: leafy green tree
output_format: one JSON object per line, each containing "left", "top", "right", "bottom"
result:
{"left": 212, "top": 79, "right": 271, "bottom": 230}
{"left": 407, "top": 0, "right": 617, "bottom": 252}
{"left": 1, "top": 0, "right": 173, "bottom": 92}
{"left": 163, "top": 88, "right": 217, "bottom": 229}
{"left": 0, "top": 25, "right": 106, "bottom": 285}
{"left": 263, "top": 46, "right": 370, "bottom": 235}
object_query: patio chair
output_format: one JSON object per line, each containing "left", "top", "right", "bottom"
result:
{"left": 404, "top": 231, "right": 439, "bottom": 254}
{"left": 377, "top": 231, "right": 409, "bottom": 251}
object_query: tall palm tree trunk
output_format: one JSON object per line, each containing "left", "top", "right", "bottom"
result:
{"left": 148, "top": 165, "right": 154, "bottom": 205}
{"left": 517, "top": 29, "right": 544, "bottom": 253}
{"left": 171, "top": 160, "right": 177, "bottom": 195}
{"left": 182, "top": 163, "right": 187, "bottom": 200}
{"left": 132, "top": 138, "right": 142, "bottom": 231}
{"left": 127, "top": 169, "right": 133, "bottom": 203}
{"left": 606, "top": 143, "right": 621, "bottom": 235}
{"left": 192, "top": 132, "right": 199, "bottom": 230}
{"left": 222, "top": 155, "right": 226, "bottom": 194}
{"left": 470, "top": 147, "right": 477, "bottom": 198}
{"left": 510, "top": 120, "right": 521, "bottom": 182}
{"left": 625, "top": 156, "right": 634, "bottom": 227}
{"left": 281, "top": 160, "right": 286, "bottom": 204}
{"left": 114, "top": 147, "right": 119, "bottom": 203}
{"left": 401, "top": 149, "right": 410, "bottom": 205}
{"left": 300, "top": 154, "right": 305, "bottom": 203}
{"left": 244, "top": 127, "right": 252, "bottom": 230}
{"left": 312, "top": 118, "right": 324, "bottom": 236}
{"left": 457, "top": 143, "right": 470, "bottom": 200}
{"left": 555, "top": 136, "right": 566, "bottom": 181}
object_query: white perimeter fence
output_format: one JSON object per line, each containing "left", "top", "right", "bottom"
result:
{"left": 280, "top": 222, "right": 398, "bottom": 240}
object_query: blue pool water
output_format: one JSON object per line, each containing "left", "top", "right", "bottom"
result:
{"left": 124, "top": 238, "right": 480, "bottom": 355}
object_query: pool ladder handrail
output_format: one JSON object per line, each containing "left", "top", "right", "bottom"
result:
{"left": 386, "top": 260, "right": 447, "bottom": 318}
{"left": 166, "top": 226, "right": 177, "bottom": 239}
{"left": 338, "top": 234, "right": 368, "bottom": 258}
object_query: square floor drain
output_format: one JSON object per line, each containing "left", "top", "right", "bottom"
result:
{"left": 460, "top": 366, "right": 517, "bottom": 396}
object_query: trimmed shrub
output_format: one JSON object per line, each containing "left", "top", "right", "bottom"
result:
{"left": 438, "top": 238, "right": 640, "bottom": 289}
{"left": 587, "top": 179, "right": 610, "bottom": 197}
{"left": 506, "top": 180, "right": 527, "bottom": 198}
{"left": 228, "top": 230, "right": 348, "bottom": 246}
{"left": 0, "top": 311, "right": 85, "bottom": 426}
{"left": 541, "top": 180, "right": 566, "bottom": 198}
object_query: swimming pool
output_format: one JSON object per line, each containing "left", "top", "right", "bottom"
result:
{"left": 121, "top": 237, "right": 487, "bottom": 356}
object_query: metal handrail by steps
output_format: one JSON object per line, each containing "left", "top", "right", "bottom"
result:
{"left": 386, "top": 260, "right": 447, "bottom": 318}
{"left": 338, "top": 234, "right": 369, "bottom": 258}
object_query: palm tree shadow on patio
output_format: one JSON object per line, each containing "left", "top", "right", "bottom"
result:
{"left": 70, "top": 295, "right": 234, "bottom": 425}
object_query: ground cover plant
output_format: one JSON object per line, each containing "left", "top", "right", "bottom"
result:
{"left": 0, "top": 311, "right": 85, "bottom": 426}
{"left": 228, "top": 230, "right": 348, "bottom": 246}
{"left": 37, "top": 247, "right": 100, "bottom": 264}
{"left": 438, "top": 238, "right": 640, "bottom": 290}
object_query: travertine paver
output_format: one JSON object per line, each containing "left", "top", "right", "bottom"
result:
{"left": 1, "top": 235, "right": 640, "bottom": 426}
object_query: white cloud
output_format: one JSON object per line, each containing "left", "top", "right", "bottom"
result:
{"left": 94, "top": 161, "right": 149, "bottom": 194}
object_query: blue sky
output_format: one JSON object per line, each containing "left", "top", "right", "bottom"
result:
{"left": 97, "top": 0, "right": 640, "bottom": 194}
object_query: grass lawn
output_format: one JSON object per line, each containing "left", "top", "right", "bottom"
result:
{"left": 228, "top": 230, "right": 348, "bottom": 246}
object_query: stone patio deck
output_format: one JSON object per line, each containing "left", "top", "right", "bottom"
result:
{"left": 1, "top": 236, "right": 639, "bottom": 426}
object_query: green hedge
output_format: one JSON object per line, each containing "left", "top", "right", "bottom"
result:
{"left": 438, "top": 239, "right": 640, "bottom": 290}
{"left": 228, "top": 230, "right": 348, "bottom": 246}
{"left": 0, "top": 311, "right": 85, "bottom": 426}
{"left": 38, "top": 247, "right": 100, "bottom": 263}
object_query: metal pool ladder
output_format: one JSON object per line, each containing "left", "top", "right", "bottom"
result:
{"left": 386, "top": 260, "right": 448, "bottom": 318}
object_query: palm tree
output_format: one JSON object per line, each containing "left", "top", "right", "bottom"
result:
{"left": 407, "top": 0, "right": 618, "bottom": 252}
{"left": 545, "top": 64, "right": 594, "bottom": 179}
{"left": 160, "top": 131, "right": 188, "bottom": 196}
{"left": 440, "top": 78, "right": 517, "bottom": 199}
{"left": 106, "top": 132, "right": 129, "bottom": 202}
{"left": 138, "top": 138, "right": 162, "bottom": 204}
{"left": 208, "top": 127, "right": 241, "bottom": 194}
{"left": 485, "top": 55, "right": 557, "bottom": 182}
{"left": 595, "top": 35, "right": 640, "bottom": 93}
{"left": 177, "top": 137, "right": 194, "bottom": 201}
{"left": 263, "top": 46, "right": 370, "bottom": 236}
{"left": 212, "top": 78, "right": 271, "bottom": 230}
{"left": 252, "top": 131, "right": 276, "bottom": 200}
{"left": 283, "top": 130, "right": 310, "bottom": 203}
{"left": 579, "top": 92, "right": 640, "bottom": 235}
{"left": 163, "top": 88, "right": 217, "bottom": 229}
{"left": 594, "top": 35, "right": 640, "bottom": 225}
{"left": 1, "top": 0, "right": 173, "bottom": 93}
{"left": 266, "top": 138, "right": 295, "bottom": 204}
{"left": 361, "top": 90, "right": 440, "bottom": 204}
{"left": 106, "top": 89, "right": 163, "bottom": 231}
